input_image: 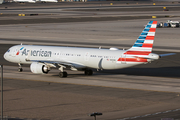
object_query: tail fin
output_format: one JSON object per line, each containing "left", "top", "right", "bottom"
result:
{"left": 126, "top": 21, "right": 157, "bottom": 56}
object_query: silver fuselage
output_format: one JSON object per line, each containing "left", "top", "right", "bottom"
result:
{"left": 4, "top": 45, "right": 154, "bottom": 70}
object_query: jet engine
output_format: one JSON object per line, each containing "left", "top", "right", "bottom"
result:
{"left": 30, "top": 62, "right": 49, "bottom": 74}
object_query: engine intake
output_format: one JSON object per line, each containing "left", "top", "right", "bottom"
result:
{"left": 30, "top": 62, "right": 49, "bottom": 74}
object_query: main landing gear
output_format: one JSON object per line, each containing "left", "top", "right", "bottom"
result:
{"left": 18, "top": 63, "right": 23, "bottom": 72}
{"left": 58, "top": 69, "right": 93, "bottom": 78}
{"left": 59, "top": 71, "right": 68, "bottom": 78}
{"left": 84, "top": 69, "right": 93, "bottom": 76}
{"left": 58, "top": 65, "right": 93, "bottom": 78}
{"left": 58, "top": 65, "right": 68, "bottom": 78}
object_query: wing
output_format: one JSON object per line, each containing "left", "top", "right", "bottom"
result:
{"left": 29, "top": 59, "right": 86, "bottom": 70}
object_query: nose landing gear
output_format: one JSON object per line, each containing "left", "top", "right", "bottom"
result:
{"left": 18, "top": 63, "right": 23, "bottom": 72}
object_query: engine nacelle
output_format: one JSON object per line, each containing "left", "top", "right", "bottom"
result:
{"left": 30, "top": 62, "right": 49, "bottom": 74}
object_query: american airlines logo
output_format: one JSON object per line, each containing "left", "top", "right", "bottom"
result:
{"left": 22, "top": 48, "right": 52, "bottom": 57}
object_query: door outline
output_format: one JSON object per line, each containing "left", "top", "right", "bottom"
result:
{"left": 12, "top": 47, "right": 18, "bottom": 57}
{"left": 121, "top": 54, "right": 126, "bottom": 64}
{"left": 84, "top": 52, "right": 90, "bottom": 61}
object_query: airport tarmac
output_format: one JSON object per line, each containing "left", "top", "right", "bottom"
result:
{"left": 0, "top": 19, "right": 180, "bottom": 52}
{"left": 0, "top": 2, "right": 180, "bottom": 24}
{"left": 0, "top": 2, "right": 180, "bottom": 120}
{"left": 1, "top": 77, "right": 180, "bottom": 120}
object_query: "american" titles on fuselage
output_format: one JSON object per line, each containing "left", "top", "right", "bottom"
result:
{"left": 22, "top": 49, "right": 52, "bottom": 57}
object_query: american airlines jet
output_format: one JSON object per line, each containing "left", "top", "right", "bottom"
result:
{"left": 3, "top": 21, "right": 174, "bottom": 78}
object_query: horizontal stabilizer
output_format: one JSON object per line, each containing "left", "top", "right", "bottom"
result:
{"left": 159, "top": 53, "right": 176, "bottom": 57}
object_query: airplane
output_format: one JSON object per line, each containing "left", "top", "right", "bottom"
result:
{"left": 3, "top": 21, "right": 175, "bottom": 78}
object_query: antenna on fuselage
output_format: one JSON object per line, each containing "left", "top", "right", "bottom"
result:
{"left": 99, "top": 46, "right": 101, "bottom": 49}
{"left": 21, "top": 43, "right": 23, "bottom": 45}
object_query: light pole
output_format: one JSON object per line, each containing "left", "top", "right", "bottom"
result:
{"left": 89, "top": 112, "right": 102, "bottom": 120}
{"left": 0, "top": 65, "right": 3, "bottom": 120}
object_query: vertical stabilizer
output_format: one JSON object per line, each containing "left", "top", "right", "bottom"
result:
{"left": 125, "top": 21, "right": 157, "bottom": 57}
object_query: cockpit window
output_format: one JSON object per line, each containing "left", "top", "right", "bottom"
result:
{"left": 7, "top": 49, "right": 10, "bottom": 52}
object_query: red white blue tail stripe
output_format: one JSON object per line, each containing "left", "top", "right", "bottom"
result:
{"left": 117, "top": 21, "right": 157, "bottom": 63}
{"left": 127, "top": 21, "right": 157, "bottom": 55}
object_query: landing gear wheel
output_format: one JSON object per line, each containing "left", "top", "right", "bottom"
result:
{"left": 18, "top": 63, "right": 23, "bottom": 72}
{"left": 18, "top": 68, "right": 23, "bottom": 72}
{"left": 59, "top": 71, "right": 68, "bottom": 78}
{"left": 85, "top": 69, "right": 93, "bottom": 76}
